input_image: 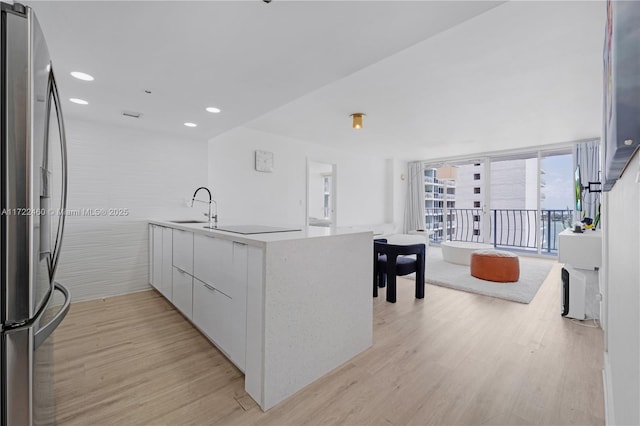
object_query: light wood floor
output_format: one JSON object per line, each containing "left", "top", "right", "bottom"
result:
{"left": 54, "top": 261, "right": 604, "bottom": 425}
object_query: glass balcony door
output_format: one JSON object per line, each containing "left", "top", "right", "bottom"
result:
{"left": 424, "top": 147, "right": 574, "bottom": 255}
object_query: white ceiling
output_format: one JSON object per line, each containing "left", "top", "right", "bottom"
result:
{"left": 27, "top": 1, "right": 605, "bottom": 161}
{"left": 246, "top": 1, "right": 606, "bottom": 160}
{"left": 26, "top": 0, "right": 504, "bottom": 145}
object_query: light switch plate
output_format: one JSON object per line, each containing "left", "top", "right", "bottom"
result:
{"left": 255, "top": 150, "right": 274, "bottom": 173}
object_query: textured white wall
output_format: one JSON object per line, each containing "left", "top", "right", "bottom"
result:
{"left": 207, "top": 127, "right": 387, "bottom": 228}
{"left": 602, "top": 150, "right": 640, "bottom": 425}
{"left": 56, "top": 119, "right": 208, "bottom": 301}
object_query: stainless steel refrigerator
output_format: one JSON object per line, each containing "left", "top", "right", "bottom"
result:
{"left": 1, "top": 2, "right": 70, "bottom": 425}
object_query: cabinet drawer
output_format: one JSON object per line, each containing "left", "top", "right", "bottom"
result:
{"left": 173, "top": 229, "right": 194, "bottom": 274}
{"left": 172, "top": 267, "right": 193, "bottom": 320}
{"left": 193, "top": 278, "right": 232, "bottom": 354}
{"left": 194, "top": 235, "right": 233, "bottom": 296}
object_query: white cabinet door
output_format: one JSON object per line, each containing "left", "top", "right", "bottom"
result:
{"left": 151, "top": 225, "right": 163, "bottom": 290}
{"left": 173, "top": 229, "right": 194, "bottom": 274}
{"left": 172, "top": 267, "right": 193, "bottom": 320}
{"left": 193, "top": 278, "right": 233, "bottom": 354}
{"left": 194, "top": 235, "right": 233, "bottom": 297}
{"left": 161, "top": 227, "right": 173, "bottom": 300}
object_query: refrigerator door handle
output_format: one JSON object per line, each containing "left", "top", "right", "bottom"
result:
{"left": 34, "top": 282, "right": 70, "bottom": 350}
{"left": 46, "top": 67, "right": 69, "bottom": 280}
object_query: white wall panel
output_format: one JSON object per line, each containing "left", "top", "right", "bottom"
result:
{"left": 55, "top": 119, "right": 208, "bottom": 301}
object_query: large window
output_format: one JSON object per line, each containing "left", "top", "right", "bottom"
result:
{"left": 424, "top": 148, "right": 574, "bottom": 255}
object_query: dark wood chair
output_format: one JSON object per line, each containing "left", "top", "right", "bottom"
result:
{"left": 373, "top": 240, "right": 426, "bottom": 303}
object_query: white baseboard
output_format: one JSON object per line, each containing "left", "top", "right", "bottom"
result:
{"left": 603, "top": 353, "right": 615, "bottom": 426}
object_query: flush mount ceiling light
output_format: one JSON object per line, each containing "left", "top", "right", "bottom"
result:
{"left": 350, "top": 113, "right": 365, "bottom": 129}
{"left": 69, "top": 98, "right": 88, "bottom": 105}
{"left": 70, "top": 71, "right": 94, "bottom": 81}
{"left": 206, "top": 107, "right": 221, "bottom": 114}
{"left": 184, "top": 122, "right": 198, "bottom": 128}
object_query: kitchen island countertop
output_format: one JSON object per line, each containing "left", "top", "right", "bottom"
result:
{"left": 149, "top": 219, "right": 370, "bottom": 247}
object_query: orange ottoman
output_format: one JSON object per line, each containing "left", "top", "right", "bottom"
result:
{"left": 470, "top": 250, "right": 520, "bottom": 282}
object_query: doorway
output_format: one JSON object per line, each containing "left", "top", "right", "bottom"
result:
{"left": 307, "top": 160, "right": 336, "bottom": 227}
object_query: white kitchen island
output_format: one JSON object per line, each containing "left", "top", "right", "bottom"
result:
{"left": 148, "top": 220, "right": 373, "bottom": 410}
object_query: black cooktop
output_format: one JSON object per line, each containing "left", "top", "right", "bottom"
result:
{"left": 213, "top": 225, "right": 302, "bottom": 235}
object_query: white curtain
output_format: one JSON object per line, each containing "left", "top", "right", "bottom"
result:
{"left": 574, "top": 140, "right": 601, "bottom": 224}
{"left": 403, "top": 161, "right": 425, "bottom": 233}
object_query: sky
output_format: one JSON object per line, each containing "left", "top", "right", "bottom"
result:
{"left": 541, "top": 154, "right": 574, "bottom": 210}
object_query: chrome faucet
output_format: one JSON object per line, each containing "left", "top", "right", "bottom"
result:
{"left": 191, "top": 186, "right": 218, "bottom": 229}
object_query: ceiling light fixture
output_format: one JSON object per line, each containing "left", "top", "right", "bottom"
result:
{"left": 69, "top": 98, "right": 88, "bottom": 105}
{"left": 350, "top": 113, "right": 365, "bottom": 129}
{"left": 206, "top": 107, "right": 221, "bottom": 114}
{"left": 70, "top": 71, "right": 94, "bottom": 81}
{"left": 184, "top": 122, "right": 197, "bottom": 128}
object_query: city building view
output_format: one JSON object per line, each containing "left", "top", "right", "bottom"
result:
{"left": 424, "top": 152, "right": 574, "bottom": 254}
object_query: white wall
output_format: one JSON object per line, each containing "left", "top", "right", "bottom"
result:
{"left": 56, "top": 119, "right": 208, "bottom": 301}
{"left": 602, "top": 150, "right": 640, "bottom": 426}
{"left": 388, "top": 158, "right": 407, "bottom": 228}
{"left": 207, "top": 127, "right": 389, "bottom": 228}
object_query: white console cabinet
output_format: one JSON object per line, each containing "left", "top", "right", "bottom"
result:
{"left": 558, "top": 229, "right": 602, "bottom": 270}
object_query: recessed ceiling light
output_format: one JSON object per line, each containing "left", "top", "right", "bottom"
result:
{"left": 206, "top": 107, "right": 221, "bottom": 114}
{"left": 69, "top": 98, "right": 88, "bottom": 105}
{"left": 70, "top": 71, "right": 94, "bottom": 81}
{"left": 184, "top": 122, "right": 197, "bottom": 128}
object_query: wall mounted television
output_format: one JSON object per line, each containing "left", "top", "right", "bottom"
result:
{"left": 602, "top": 0, "right": 640, "bottom": 191}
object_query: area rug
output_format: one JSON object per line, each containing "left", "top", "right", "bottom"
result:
{"left": 424, "top": 248, "right": 554, "bottom": 304}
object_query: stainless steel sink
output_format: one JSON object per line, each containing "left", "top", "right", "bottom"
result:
{"left": 169, "top": 220, "right": 207, "bottom": 224}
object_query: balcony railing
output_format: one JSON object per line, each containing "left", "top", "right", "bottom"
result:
{"left": 425, "top": 208, "right": 574, "bottom": 254}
